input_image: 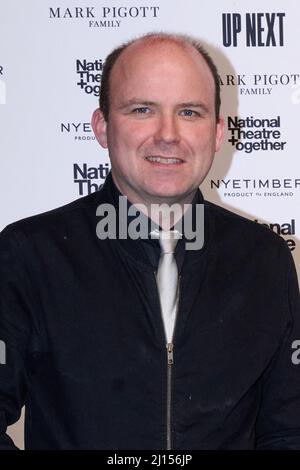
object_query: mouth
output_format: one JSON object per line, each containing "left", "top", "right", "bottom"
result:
{"left": 145, "top": 156, "right": 184, "bottom": 165}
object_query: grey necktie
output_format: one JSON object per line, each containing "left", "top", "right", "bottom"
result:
{"left": 151, "top": 230, "right": 181, "bottom": 343}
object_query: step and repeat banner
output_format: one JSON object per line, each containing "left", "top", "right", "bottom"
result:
{"left": 0, "top": 0, "right": 299, "bottom": 448}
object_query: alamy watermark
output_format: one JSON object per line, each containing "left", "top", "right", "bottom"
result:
{"left": 96, "top": 197, "right": 204, "bottom": 250}
{"left": 291, "top": 82, "right": 300, "bottom": 105}
{"left": 291, "top": 340, "right": 300, "bottom": 365}
{"left": 0, "top": 80, "right": 6, "bottom": 104}
{"left": 0, "top": 340, "right": 6, "bottom": 365}
{"left": 0, "top": 65, "right": 5, "bottom": 104}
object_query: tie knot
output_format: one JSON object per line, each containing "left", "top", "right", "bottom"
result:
{"left": 150, "top": 229, "right": 181, "bottom": 254}
{"left": 159, "top": 237, "right": 178, "bottom": 254}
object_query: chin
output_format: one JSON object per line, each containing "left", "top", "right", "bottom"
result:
{"left": 147, "top": 189, "right": 189, "bottom": 202}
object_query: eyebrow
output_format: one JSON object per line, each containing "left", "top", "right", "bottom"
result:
{"left": 118, "top": 99, "right": 157, "bottom": 110}
{"left": 179, "top": 102, "right": 208, "bottom": 110}
{"left": 118, "top": 99, "right": 209, "bottom": 113}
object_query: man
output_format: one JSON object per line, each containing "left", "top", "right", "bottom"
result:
{"left": 0, "top": 33, "right": 300, "bottom": 450}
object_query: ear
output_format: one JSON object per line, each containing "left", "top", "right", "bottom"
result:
{"left": 215, "top": 116, "right": 225, "bottom": 152}
{"left": 91, "top": 108, "right": 108, "bottom": 148}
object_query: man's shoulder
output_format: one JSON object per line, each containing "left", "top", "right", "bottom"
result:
{"left": 0, "top": 189, "right": 105, "bottom": 242}
{"left": 204, "top": 199, "right": 289, "bottom": 256}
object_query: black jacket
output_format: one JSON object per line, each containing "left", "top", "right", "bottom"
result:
{"left": 0, "top": 173, "right": 300, "bottom": 450}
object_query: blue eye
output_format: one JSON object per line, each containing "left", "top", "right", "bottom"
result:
{"left": 181, "top": 109, "right": 199, "bottom": 117}
{"left": 133, "top": 107, "right": 150, "bottom": 114}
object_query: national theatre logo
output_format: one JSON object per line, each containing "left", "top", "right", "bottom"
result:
{"left": 254, "top": 218, "right": 297, "bottom": 252}
{"left": 76, "top": 59, "right": 103, "bottom": 97}
{"left": 227, "top": 115, "right": 286, "bottom": 154}
{"left": 73, "top": 162, "right": 110, "bottom": 195}
{"left": 222, "top": 12, "right": 285, "bottom": 47}
{"left": 49, "top": 5, "right": 160, "bottom": 28}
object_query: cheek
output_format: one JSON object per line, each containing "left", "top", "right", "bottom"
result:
{"left": 192, "top": 126, "right": 217, "bottom": 151}
{"left": 183, "top": 133, "right": 209, "bottom": 155}
{"left": 109, "top": 121, "right": 149, "bottom": 152}
{"left": 131, "top": 127, "right": 156, "bottom": 149}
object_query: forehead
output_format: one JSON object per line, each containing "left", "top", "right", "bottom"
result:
{"left": 109, "top": 40, "right": 215, "bottom": 102}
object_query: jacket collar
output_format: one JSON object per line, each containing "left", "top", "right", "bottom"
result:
{"left": 96, "top": 171, "right": 210, "bottom": 269}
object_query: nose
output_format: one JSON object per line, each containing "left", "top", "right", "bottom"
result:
{"left": 154, "top": 113, "right": 180, "bottom": 144}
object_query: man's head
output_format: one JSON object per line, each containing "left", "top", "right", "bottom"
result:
{"left": 99, "top": 33, "right": 221, "bottom": 123}
{"left": 92, "top": 33, "right": 224, "bottom": 207}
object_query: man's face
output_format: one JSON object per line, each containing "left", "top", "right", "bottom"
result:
{"left": 93, "top": 40, "right": 224, "bottom": 206}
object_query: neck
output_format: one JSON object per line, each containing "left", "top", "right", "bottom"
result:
{"left": 111, "top": 174, "right": 196, "bottom": 231}
{"left": 139, "top": 197, "right": 195, "bottom": 231}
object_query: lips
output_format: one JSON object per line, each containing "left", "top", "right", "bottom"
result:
{"left": 145, "top": 156, "right": 184, "bottom": 164}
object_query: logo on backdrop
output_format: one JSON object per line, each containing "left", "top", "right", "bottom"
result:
{"left": 49, "top": 5, "right": 160, "bottom": 28}
{"left": 73, "top": 163, "right": 110, "bottom": 195}
{"left": 227, "top": 115, "right": 286, "bottom": 154}
{"left": 219, "top": 73, "right": 300, "bottom": 96}
{"left": 222, "top": 12, "right": 285, "bottom": 47}
{"left": 254, "top": 218, "right": 297, "bottom": 252}
{"left": 210, "top": 178, "right": 300, "bottom": 199}
{"left": 76, "top": 59, "right": 103, "bottom": 97}
{"left": 61, "top": 122, "right": 95, "bottom": 141}
{"left": 0, "top": 65, "right": 6, "bottom": 105}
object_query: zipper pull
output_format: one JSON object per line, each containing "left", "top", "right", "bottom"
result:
{"left": 166, "top": 343, "right": 174, "bottom": 365}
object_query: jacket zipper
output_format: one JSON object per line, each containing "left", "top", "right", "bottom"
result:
{"left": 154, "top": 271, "right": 181, "bottom": 450}
{"left": 166, "top": 342, "right": 174, "bottom": 450}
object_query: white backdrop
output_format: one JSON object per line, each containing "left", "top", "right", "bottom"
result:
{"left": 0, "top": 0, "right": 299, "bottom": 449}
